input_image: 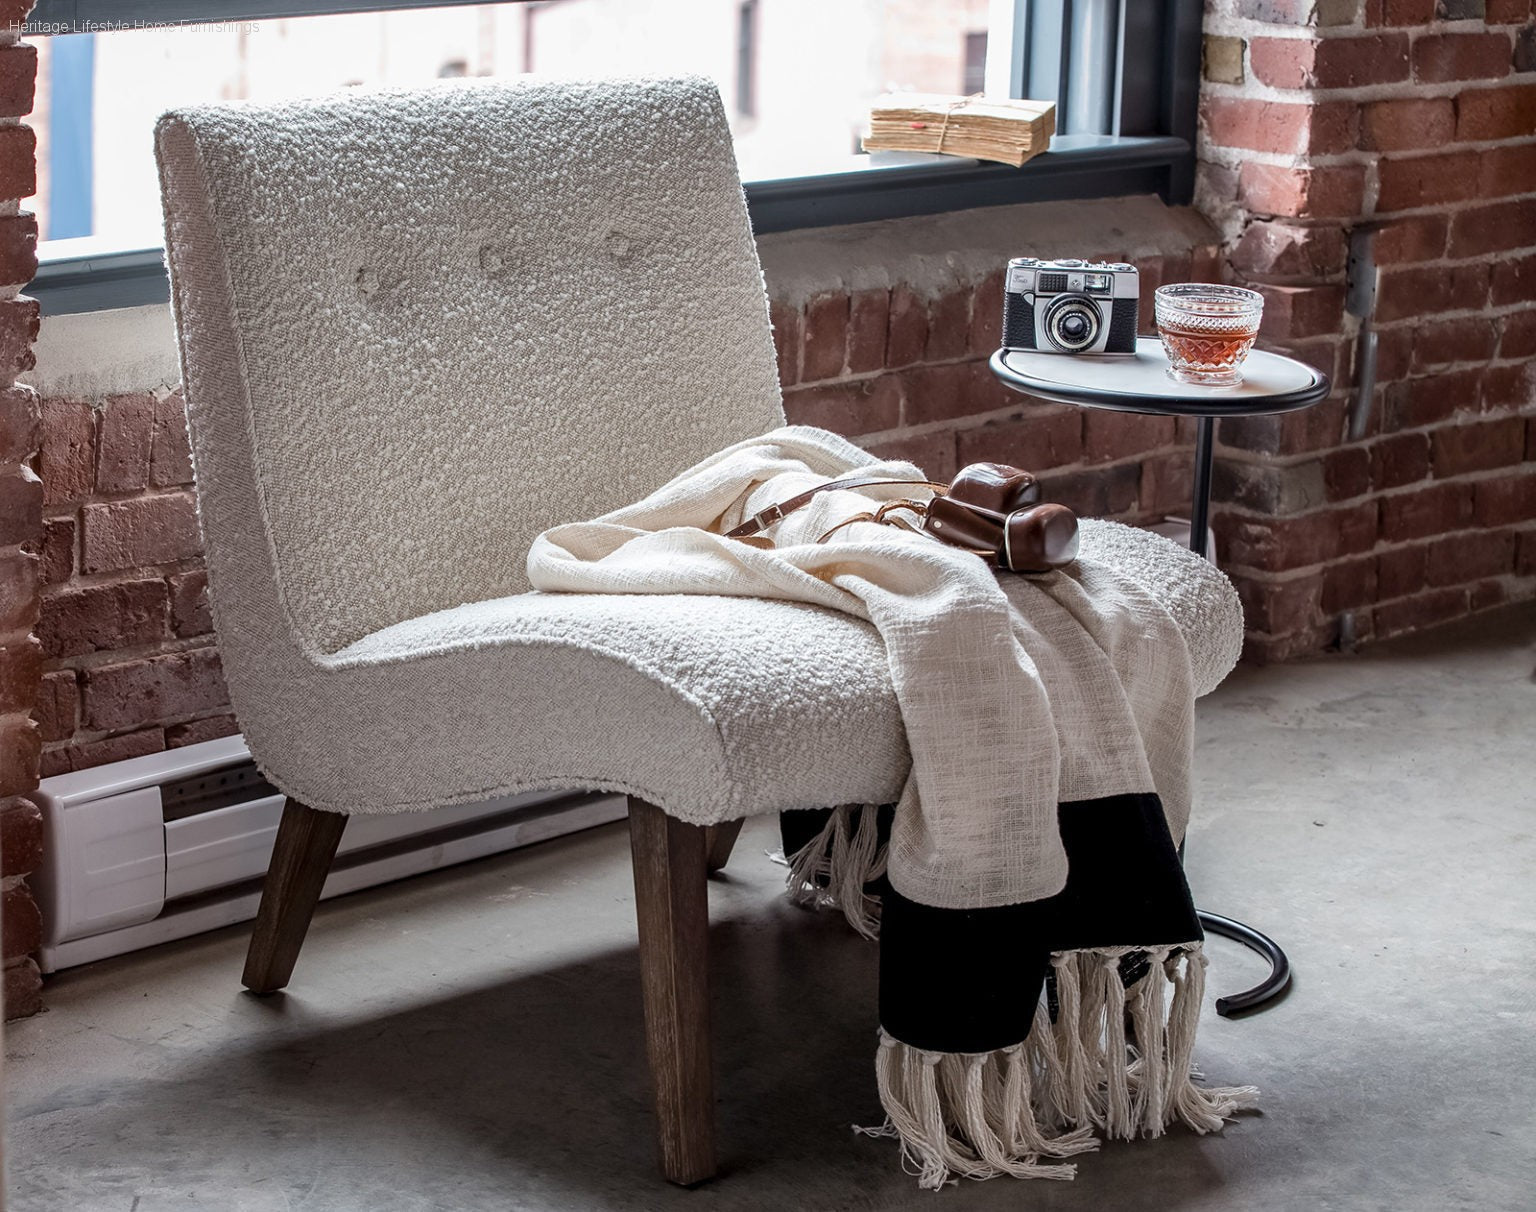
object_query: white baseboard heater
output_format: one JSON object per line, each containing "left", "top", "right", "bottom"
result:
{"left": 32, "top": 735, "right": 626, "bottom": 973}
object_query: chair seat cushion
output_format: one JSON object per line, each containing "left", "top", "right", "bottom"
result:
{"left": 237, "top": 519, "right": 1235, "bottom": 824}
{"left": 328, "top": 591, "right": 906, "bottom": 819}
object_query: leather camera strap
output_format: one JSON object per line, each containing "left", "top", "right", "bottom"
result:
{"left": 724, "top": 475, "right": 948, "bottom": 539}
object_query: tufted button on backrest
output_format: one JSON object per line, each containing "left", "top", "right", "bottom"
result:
{"left": 156, "top": 77, "right": 784, "bottom": 656}
{"left": 477, "top": 245, "right": 510, "bottom": 277}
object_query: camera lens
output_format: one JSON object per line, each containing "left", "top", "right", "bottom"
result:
{"left": 1043, "top": 294, "right": 1102, "bottom": 353}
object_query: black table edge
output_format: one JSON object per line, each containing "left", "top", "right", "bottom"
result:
{"left": 988, "top": 348, "right": 1332, "bottom": 417}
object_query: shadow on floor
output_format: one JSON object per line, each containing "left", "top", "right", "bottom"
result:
{"left": 12, "top": 884, "right": 1245, "bottom": 1212}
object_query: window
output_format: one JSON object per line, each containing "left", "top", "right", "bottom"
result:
{"left": 23, "top": 0, "right": 1201, "bottom": 314}
{"left": 963, "top": 31, "right": 986, "bottom": 97}
{"left": 44, "top": 27, "right": 94, "bottom": 240}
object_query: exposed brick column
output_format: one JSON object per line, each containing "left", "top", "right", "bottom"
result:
{"left": 35, "top": 387, "right": 233, "bottom": 774}
{"left": 1200, "top": 0, "right": 1536, "bottom": 661}
{"left": 0, "top": 0, "right": 41, "bottom": 1020}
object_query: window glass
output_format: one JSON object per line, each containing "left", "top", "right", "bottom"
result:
{"left": 33, "top": 0, "right": 992, "bottom": 249}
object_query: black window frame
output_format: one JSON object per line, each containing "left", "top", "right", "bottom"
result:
{"left": 24, "top": 0, "right": 1202, "bottom": 316}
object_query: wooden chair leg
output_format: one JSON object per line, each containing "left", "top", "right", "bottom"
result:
{"left": 242, "top": 797, "right": 347, "bottom": 995}
{"left": 704, "top": 818, "right": 745, "bottom": 874}
{"left": 627, "top": 796, "right": 716, "bottom": 1186}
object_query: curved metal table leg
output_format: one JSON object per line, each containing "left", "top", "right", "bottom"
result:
{"left": 1190, "top": 415, "right": 1293, "bottom": 1020}
{"left": 1198, "top": 910, "right": 1292, "bottom": 1017}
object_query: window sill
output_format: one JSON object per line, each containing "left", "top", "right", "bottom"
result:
{"left": 29, "top": 135, "right": 1191, "bottom": 316}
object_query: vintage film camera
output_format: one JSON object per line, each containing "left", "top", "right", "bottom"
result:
{"left": 1002, "top": 258, "right": 1139, "bottom": 355}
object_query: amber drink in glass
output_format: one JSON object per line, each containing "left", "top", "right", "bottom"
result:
{"left": 1154, "top": 284, "right": 1264, "bottom": 387}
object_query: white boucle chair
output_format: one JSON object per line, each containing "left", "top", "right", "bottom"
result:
{"left": 155, "top": 74, "right": 908, "bottom": 1186}
{"left": 155, "top": 74, "right": 1228, "bottom": 1188}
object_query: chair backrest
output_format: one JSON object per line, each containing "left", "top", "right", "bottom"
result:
{"left": 157, "top": 76, "right": 784, "bottom": 656}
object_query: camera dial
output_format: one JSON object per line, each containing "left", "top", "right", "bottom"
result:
{"left": 1042, "top": 293, "right": 1102, "bottom": 353}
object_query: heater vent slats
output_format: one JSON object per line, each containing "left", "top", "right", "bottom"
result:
{"left": 160, "top": 760, "right": 281, "bottom": 822}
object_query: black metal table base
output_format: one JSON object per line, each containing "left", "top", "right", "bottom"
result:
{"left": 1197, "top": 909, "right": 1292, "bottom": 1016}
{"left": 1190, "top": 415, "right": 1291, "bottom": 1018}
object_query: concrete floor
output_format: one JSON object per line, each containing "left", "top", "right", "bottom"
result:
{"left": 7, "top": 607, "right": 1535, "bottom": 1212}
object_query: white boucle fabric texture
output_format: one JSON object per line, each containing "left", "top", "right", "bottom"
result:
{"left": 156, "top": 75, "right": 1241, "bottom": 874}
{"left": 528, "top": 425, "right": 1242, "bottom": 910}
{"left": 157, "top": 75, "right": 783, "bottom": 655}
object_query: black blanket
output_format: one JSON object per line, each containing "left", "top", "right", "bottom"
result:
{"left": 780, "top": 795, "right": 1255, "bottom": 1187}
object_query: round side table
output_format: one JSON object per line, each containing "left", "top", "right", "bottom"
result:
{"left": 990, "top": 336, "right": 1331, "bottom": 1016}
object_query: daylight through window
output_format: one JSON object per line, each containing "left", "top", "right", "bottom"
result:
{"left": 31, "top": 0, "right": 994, "bottom": 253}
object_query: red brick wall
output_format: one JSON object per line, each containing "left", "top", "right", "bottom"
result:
{"left": 34, "top": 389, "right": 235, "bottom": 775}
{"left": 767, "top": 242, "right": 1220, "bottom": 526}
{"left": 1200, "top": 0, "right": 1536, "bottom": 660}
{"left": 1, "top": 0, "right": 42, "bottom": 1021}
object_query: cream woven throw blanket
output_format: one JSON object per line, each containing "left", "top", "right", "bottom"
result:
{"left": 530, "top": 424, "right": 1231, "bottom": 909}
{"left": 529, "top": 424, "right": 1255, "bottom": 1187}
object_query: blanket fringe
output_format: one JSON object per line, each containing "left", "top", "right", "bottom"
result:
{"left": 784, "top": 804, "right": 887, "bottom": 940}
{"left": 1161, "top": 946, "right": 1262, "bottom": 1134}
{"left": 866, "top": 943, "right": 1259, "bottom": 1189}
{"left": 787, "top": 821, "right": 1260, "bottom": 1185}
{"left": 871, "top": 1034, "right": 1093, "bottom": 1190}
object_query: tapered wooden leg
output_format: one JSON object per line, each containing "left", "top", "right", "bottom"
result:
{"left": 628, "top": 796, "right": 716, "bottom": 1186}
{"left": 242, "top": 798, "right": 347, "bottom": 995}
{"left": 704, "top": 818, "right": 745, "bottom": 874}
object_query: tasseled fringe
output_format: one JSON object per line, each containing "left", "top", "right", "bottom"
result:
{"left": 783, "top": 804, "right": 887, "bottom": 940}
{"left": 1160, "top": 946, "right": 1262, "bottom": 1134}
{"left": 1035, "top": 945, "right": 1259, "bottom": 1141}
{"left": 786, "top": 828, "right": 1261, "bottom": 1186}
{"left": 868, "top": 1033, "right": 1094, "bottom": 1190}
{"left": 866, "top": 943, "right": 1259, "bottom": 1189}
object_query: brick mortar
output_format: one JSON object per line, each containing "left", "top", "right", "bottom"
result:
{"left": 38, "top": 556, "right": 204, "bottom": 595}
{"left": 1372, "top": 295, "right": 1535, "bottom": 311}
{"left": 1236, "top": 478, "right": 1532, "bottom": 516}
{"left": 1200, "top": 75, "right": 1532, "bottom": 107}
{"left": 1227, "top": 555, "right": 1536, "bottom": 589}
{"left": 40, "top": 703, "right": 231, "bottom": 751}
{"left": 1241, "top": 583, "right": 1536, "bottom": 643}
{"left": 1242, "top": 577, "right": 1534, "bottom": 626}
{"left": 1372, "top": 299, "right": 1536, "bottom": 317}
{"left": 1216, "top": 408, "right": 1536, "bottom": 458}
{"left": 41, "top": 632, "right": 219, "bottom": 674}
{"left": 1200, "top": 140, "right": 1536, "bottom": 174}
{"left": 1220, "top": 512, "right": 1536, "bottom": 559}
{"left": 1205, "top": 18, "right": 1516, "bottom": 37}
{"left": 47, "top": 482, "right": 196, "bottom": 505}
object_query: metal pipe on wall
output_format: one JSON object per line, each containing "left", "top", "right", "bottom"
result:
{"left": 1345, "top": 227, "right": 1380, "bottom": 443}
